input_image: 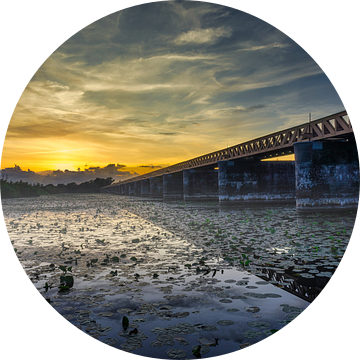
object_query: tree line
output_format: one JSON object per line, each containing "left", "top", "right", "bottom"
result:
{"left": 0, "top": 177, "right": 114, "bottom": 199}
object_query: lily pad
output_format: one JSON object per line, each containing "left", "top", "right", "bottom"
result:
{"left": 121, "top": 338, "right": 143, "bottom": 352}
{"left": 150, "top": 341, "right": 165, "bottom": 348}
{"left": 103, "top": 338, "right": 117, "bottom": 345}
{"left": 217, "top": 320, "right": 234, "bottom": 326}
{"left": 282, "top": 305, "right": 302, "bottom": 313}
{"left": 243, "top": 330, "right": 263, "bottom": 339}
{"left": 198, "top": 337, "right": 217, "bottom": 346}
{"left": 195, "top": 325, "right": 218, "bottom": 331}
{"left": 243, "top": 292, "right": 267, "bottom": 299}
{"left": 157, "top": 334, "right": 174, "bottom": 342}
{"left": 255, "top": 281, "right": 269, "bottom": 285}
{"left": 63, "top": 314, "right": 75, "bottom": 320}
{"left": 247, "top": 321, "right": 270, "bottom": 329}
{"left": 193, "top": 344, "right": 210, "bottom": 354}
{"left": 264, "top": 293, "right": 282, "bottom": 298}
{"left": 244, "top": 306, "right": 260, "bottom": 313}
{"left": 98, "top": 312, "right": 114, "bottom": 317}
{"left": 166, "top": 348, "right": 187, "bottom": 359}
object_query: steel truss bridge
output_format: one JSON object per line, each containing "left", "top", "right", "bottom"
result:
{"left": 107, "top": 110, "right": 352, "bottom": 187}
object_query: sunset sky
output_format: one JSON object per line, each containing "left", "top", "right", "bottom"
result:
{"left": 1, "top": 1, "right": 344, "bottom": 184}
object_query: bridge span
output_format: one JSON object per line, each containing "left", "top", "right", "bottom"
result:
{"left": 101, "top": 110, "right": 359, "bottom": 208}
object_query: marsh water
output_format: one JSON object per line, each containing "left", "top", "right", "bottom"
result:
{"left": 2, "top": 194, "right": 356, "bottom": 358}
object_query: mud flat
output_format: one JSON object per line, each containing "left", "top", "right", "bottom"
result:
{"left": 2, "top": 193, "right": 356, "bottom": 358}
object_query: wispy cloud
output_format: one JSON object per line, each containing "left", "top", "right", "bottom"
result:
{"left": 24, "top": 148, "right": 87, "bottom": 155}
{"left": 2, "top": 1, "right": 344, "bottom": 177}
{"left": 174, "top": 27, "right": 232, "bottom": 45}
{"left": 214, "top": 105, "right": 267, "bottom": 116}
{"left": 235, "top": 42, "right": 290, "bottom": 52}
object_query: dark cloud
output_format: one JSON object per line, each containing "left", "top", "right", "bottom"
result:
{"left": 1, "top": 164, "right": 137, "bottom": 185}
{"left": 139, "top": 165, "right": 162, "bottom": 169}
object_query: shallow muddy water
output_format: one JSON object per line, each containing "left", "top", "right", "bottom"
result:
{"left": 2, "top": 194, "right": 356, "bottom": 358}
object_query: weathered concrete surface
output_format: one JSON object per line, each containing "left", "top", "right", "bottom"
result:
{"left": 141, "top": 179, "right": 150, "bottom": 197}
{"left": 150, "top": 176, "right": 163, "bottom": 198}
{"left": 101, "top": 184, "right": 120, "bottom": 194}
{"left": 183, "top": 166, "right": 218, "bottom": 201}
{"left": 128, "top": 182, "right": 135, "bottom": 196}
{"left": 120, "top": 184, "right": 129, "bottom": 195}
{"left": 294, "top": 139, "right": 359, "bottom": 208}
{"left": 218, "top": 159, "right": 295, "bottom": 202}
{"left": 134, "top": 181, "right": 141, "bottom": 196}
{"left": 163, "top": 172, "right": 183, "bottom": 200}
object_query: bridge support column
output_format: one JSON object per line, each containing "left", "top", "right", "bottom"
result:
{"left": 150, "top": 176, "right": 163, "bottom": 198}
{"left": 134, "top": 181, "right": 141, "bottom": 196}
{"left": 218, "top": 159, "right": 295, "bottom": 202}
{"left": 123, "top": 183, "right": 129, "bottom": 195}
{"left": 141, "top": 179, "right": 150, "bottom": 197}
{"left": 114, "top": 184, "right": 121, "bottom": 195}
{"left": 183, "top": 167, "right": 218, "bottom": 201}
{"left": 294, "top": 139, "right": 359, "bottom": 208}
{"left": 163, "top": 172, "right": 183, "bottom": 200}
{"left": 128, "top": 182, "right": 135, "bottom": 196}
{"left": 119, "top": 184, "right": 126, "bottom": 195}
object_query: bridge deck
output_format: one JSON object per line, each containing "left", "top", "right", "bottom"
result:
{"left": 104, "top": 110, "right": 351, "bottom": 187}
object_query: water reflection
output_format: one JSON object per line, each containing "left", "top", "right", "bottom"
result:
{"left": 2, "top": 194, "right": 356, "bottom": 358}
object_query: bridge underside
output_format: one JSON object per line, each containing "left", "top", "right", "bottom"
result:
{"left": 102, "top": 137, "right": 359, "bottom": 209}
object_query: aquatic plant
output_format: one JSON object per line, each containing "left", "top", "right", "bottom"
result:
{"left": 122, "top": 316, "right": 130, "bottom": 330}
{"left": 59, "top": 265, "right": 72, "bottom": 274}
{"left": 239, "top": 253, "right": 250, "bottom": 267}
{"left": 192, "top": 345, "right": 201, "bottom": 358}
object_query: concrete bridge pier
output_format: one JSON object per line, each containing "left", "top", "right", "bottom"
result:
{"left": 218, "top": 159, "right": 295, "bottom": 202}
{"left": 141, "top": 179, "right": 150, "bottom": 197}
{"left": 163, "top": 171, "right": 183, "bottom": 200}
{"left": 134, "top": 181, "right": 141, "bottom": 196}
{"left": 183, "top": 166, "right": 219, "bottom": 201}
{"left": 150, "top": 176, "right": 163, "bottom": 198}
{"left": 128, "top": 182, "right": 135, "bottom": 196}
{"left": 122, "top": 183, "right": 129, "bottom": 195}
{"left": 294, "top": 138, "right": 359, "bottom": 208}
